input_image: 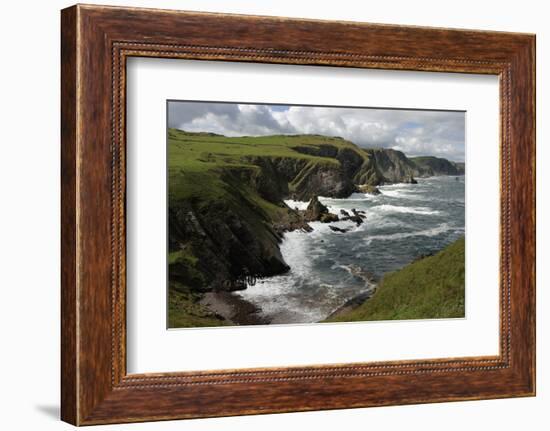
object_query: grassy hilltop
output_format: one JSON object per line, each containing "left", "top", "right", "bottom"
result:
{"left": 168, "top": 128, "right": 381, "bottom": 203}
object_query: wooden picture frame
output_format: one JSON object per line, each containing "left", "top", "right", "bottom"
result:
{"left": 61, "top": 4, "right": 536, "bottom": 425}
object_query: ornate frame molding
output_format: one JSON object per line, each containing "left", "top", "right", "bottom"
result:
{"left": 61, "top": 5, "right": 535, "bottom": 425}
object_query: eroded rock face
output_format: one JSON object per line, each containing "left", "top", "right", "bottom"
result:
{"left": 246, "top": 155, "right": 359, "bottom": 202}
{"left": 292, "top": 164, "right": 356, "bottom": 201}
{"left": 363, "top": 148, "right": 421, "bottom": 183}
{"left": 243, "top": 143, "right": 447, "bottom": 203}
{"left": 168, "top": 198, "right": 290, "bottom": 293}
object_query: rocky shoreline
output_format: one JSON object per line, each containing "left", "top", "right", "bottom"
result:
{"left": 199, "top": 291, "right": 270, "bottom": 326}
{"left": 324, "top": 290, "right": 376, "bottom": 321}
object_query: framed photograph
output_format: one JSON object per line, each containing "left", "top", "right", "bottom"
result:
{"left": 61, "top": 4, "right": 536, "bottom": 425}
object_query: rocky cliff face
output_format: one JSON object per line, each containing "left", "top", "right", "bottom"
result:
{"left": 359, "top": 150, "right": 465, "bottom": 181}
{"left": 249, "top": 144, "right": 383, "bottom": 202}
{"left": 169, "top": 190, "right": 292, "bottom": 293}
{"left": 363, "top": 148, "right": 426, "bottom": 183}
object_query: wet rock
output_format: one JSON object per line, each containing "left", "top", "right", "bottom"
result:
{"left": 320, "top": 213, "right": 339, "bottom": 223}
{"left": 404, "top": 175, "right": 418, "bottom": 184}
{"left": 329, "top": 226, "right": 348, "bottom": 233}
{"left": 304, "top": 196, "right": 339, "bottom": 223}
{"left": 349, "top": 215, "right": 363, "bottom": 226}
{"left": 304, "top": 196, "right": 328, "bottom": 221}
{"left": 351, "top": 208, "right": 366, "bottom": 220}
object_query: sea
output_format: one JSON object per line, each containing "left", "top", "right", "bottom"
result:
{"left": 236, "top": 176, "right": 465, "bottom": 324}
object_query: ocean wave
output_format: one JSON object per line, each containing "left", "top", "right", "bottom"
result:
{"left": 354, "top": 217, "right": 412, "bottom": 232}
{"left": 237, "top": 230, "right": 322, "bottom": 319}
{"left": 371, "top": 204, "right": 441, "bottom": 215}
{"left": 320, "top": 193, "right": 380, "bottom": 203}
{"left": 364, "top": 223, "right": 458, "bottom": 244}
{"left": 379, "top": 183, "right": 415, "bottom": 189}
{"left": 285, "top": 194, "right": 377, "bottom": 211}
{"left": 381, "top": 189, "right": 423, "bottom": 200}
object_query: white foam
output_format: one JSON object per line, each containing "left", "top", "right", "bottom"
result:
{"left": 381, "top": 189, "right": 422, "bottom": 200}
{"left": 237, "top": 230, "right": 325, "bottom": 320}
{"left": 320, "top": 192, "right": 378, "bottom": 202}
{"left": 284, "top": 199, "right": 309, "bottom": 211}
{"left": 365, "top": 222, "right": 458, "bottom": 244}
{"left": 379, "top": 182, "right": 417, "bottom": 189}
{"left": 371, "top": 204, "right": 441, "bottom": 216}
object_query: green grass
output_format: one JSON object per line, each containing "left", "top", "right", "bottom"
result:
{"left": 324, "top": 237, "right": 465, "bottom": 322}
{"left": 168, "top": 285, "right": 229, "bottom": 328}
{"left": 168, "top": 128, "right": 360, "bottom": 202}
{"left": 168, "top": 248, "right": 198, "bottom": 265}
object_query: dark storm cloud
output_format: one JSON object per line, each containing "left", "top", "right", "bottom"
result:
{"left": 168, "top": 101, "right": 465, "bottom": 162}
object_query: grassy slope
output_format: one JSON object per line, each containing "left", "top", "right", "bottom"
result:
{"left": 324, "top": 237, "right": 465, "bottom": 322}
{"left": 168, "top": 285, "right": 228, "bottom": 328}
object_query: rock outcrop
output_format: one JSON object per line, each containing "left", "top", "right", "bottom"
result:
{"left": 304, "top": 196, "right": 339, "bottom": 223}
{"left": 363, "top": 148, "right": 420, "bottom": 183}
{"left": 169, "top": 198, "right": 291, "bottom": 293}
{"left": 304, "top": 196, "right": 328, "bottom": 221}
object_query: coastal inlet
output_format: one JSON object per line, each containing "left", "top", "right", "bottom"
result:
{"left": 237, "top": 176, "right": 465, "bottom": 324}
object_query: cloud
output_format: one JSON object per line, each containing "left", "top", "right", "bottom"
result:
{"left": 168, "top": 101, "right": 465, "bottom": 162}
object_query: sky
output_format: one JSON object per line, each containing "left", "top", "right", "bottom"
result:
{"left": 168, "top": 101, "right": 465, "bottom": 162}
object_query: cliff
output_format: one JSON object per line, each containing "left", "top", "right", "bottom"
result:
{"left": 410, "top": 156, "right": 465, "bottom": 176}
{"left": 363, "top": 148, "right": 421, "bottom": 183}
